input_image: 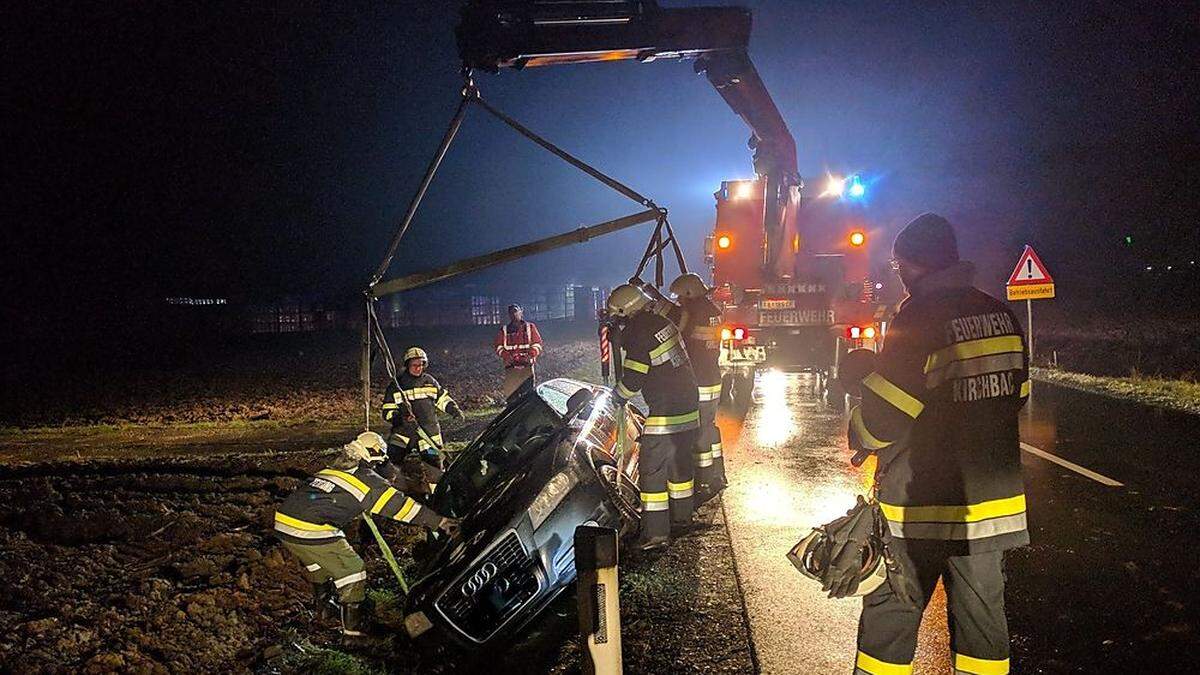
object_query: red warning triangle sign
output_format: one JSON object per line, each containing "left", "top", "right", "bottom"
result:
{"left": 1007, "top": 245, "right": 1053, "bottom": 285}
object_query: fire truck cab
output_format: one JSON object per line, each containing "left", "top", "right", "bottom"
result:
{"left": 707, "top": 177, "right": 887, "bottom": 408}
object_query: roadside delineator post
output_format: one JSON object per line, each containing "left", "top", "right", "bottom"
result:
{"left": 575, "top": 525, "right": 622, "bottom": 675}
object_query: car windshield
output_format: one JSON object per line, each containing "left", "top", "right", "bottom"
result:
{"left": 436, "top": 380, "right": 587, "bottom": 516}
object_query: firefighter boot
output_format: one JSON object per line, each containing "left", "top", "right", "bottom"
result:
{"left": 341, "top": 602, "right": 369, "bottom": 638}
{"left": 312, "top": 581, "right": 338, "bottom": 622}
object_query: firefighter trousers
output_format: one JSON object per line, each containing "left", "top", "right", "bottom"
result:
{"left": 282, "top": 539, "right": 367, "bottom": 605}
{"left": 696, "top": 398, "right": 727, "bottom": 493}
{"left": 855, "top": 542, "right": 1010, "bottom": 675}
{"left": 638, "top": 429, "right": 698, "bottom": 542}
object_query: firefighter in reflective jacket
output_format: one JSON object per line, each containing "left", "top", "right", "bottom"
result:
{"left": 847, "top": 214, "right": 1029, "bottom": 675}
{"left": 382, "top": 347, "right": 464, "bottom": 473}
{"left": 495, "top": 303, "right": 544, "bottom": 398}
{"left": 651, "top": 273, "right": 729, "bottom": 503}
{"left": 606, "top": 283, "right": 700, "bottom": 551}
{"left": 273, "top": 432, "right": 458, "bottom": 638}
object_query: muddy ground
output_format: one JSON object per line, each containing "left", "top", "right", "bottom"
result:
{"left": 0, "top": 325, "right": 755, "bottom": 673}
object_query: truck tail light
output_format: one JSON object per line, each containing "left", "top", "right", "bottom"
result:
{"left": 733, "top": 326, "right": 746, "bottom": 341}
{"left": 847, "top": 325, "right": 877, "bottom": 340}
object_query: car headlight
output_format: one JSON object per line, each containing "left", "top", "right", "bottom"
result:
{"left": 527, "top": 470, "right": 579, "bottom": 529}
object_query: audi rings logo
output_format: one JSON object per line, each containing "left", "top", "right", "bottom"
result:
{"left": 461, "top": 562, "right": 498, "bottom": 597}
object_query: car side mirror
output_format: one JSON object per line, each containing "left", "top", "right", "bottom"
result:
{"left": 564, "top": 389, "right": 595, "bottom": 425}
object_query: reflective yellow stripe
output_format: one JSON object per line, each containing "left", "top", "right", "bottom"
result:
{"left": 862, "top": 373, "right": 924, "bottom": 418}
{"left": 381, "top": 403, "right": 400, "bottom": 410}
{"left": 371, "top": 487, "right": 397, "bottom": 515}
{"left": 394, "top": 497, "right": 417, "bottom": 522}
{"left": 435, "top": 392, "right": 451, "bottom": 409}
{"left": 645, "top": 410, "right": 701, "bottom": 426}
{"left": 925, "top": 336, "right": 1024, "bottom": 374}
{"left": 698, "top": 384, "right": 722, "bottom": 395}
{"left": 274, "top": 512, "right": 338, "bottom": 532}
{"left": 641, "top": 491, "right": 669, "bottom": 511}
{"left": 1019, "top": 380, "right": 1030, "bottom": 397}
{"left": 668, "top": 480, "right": 694, "bottom": 491}
{"left": 880, "top": 494, "right": 1026, "bottom": 523}
{"left": 624, "top": 359, "right": 649, "bottom": 374}
{"left": 851, "top": 407, "right": 890, "bottom": 450}
{"left": 856, "top": 650, "right": 912, "bottom": 675}
{"left": 649, "top": 333, "right": 680, "bottom": 359}
{"left": 316, "top": 469, "right": 370, "bottom": 495}
{"left": 953, "top": 653, "right": 1010, "bottom": 674}
{"left": 402, "top": 386, "right": 439, "bottom": 399}
{"left": 616, "top": 381, "right": 638, "bottom": 399}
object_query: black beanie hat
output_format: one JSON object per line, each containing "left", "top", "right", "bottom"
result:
{"left": 893, "top": 213, "right": 959, "bottom": 270}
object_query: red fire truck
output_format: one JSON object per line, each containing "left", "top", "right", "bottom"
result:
{"left": 708, "top": 176, "right": 889, "bottom": 407}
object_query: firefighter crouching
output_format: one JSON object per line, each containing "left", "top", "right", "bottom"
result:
{"left": 661, "top": 273, "right": 729, "bottom": 503}
{"left": 847, "top": 214, "right": 1029, "bottom": 675}
{"left": 273, "top": 432, "right": 458, "bottom": 638}
{"left": 606, "top": 284, "right": 700, "bottom": 552}
{"left": 495, "top": 303, "right": 544, "bottom": 398}
{"left": 382, "top": 347, "right": 464, "bottom": 479}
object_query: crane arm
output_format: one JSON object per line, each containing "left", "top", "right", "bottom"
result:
{"left": 456, "top": 0, "right": 798, "bottom": 188}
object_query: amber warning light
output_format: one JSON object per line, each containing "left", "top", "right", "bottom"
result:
{"left": 849, "top": 230, "right": 866, "bottom": 247}
{"left": 717, "top": 235, "right": 732, "bottom": 250}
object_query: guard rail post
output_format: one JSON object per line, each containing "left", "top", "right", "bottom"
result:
{"left": 575, "top": 524, "right": 622, "bottom": 674}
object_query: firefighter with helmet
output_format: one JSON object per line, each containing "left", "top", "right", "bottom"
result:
{"left": 606, "top": 283, "right": 700, "bottom": 551}
{"left": 660, "top": 272, "right": 729, "bottom": 503}
{"left": 845, "top": 213, "right": 1029, "bottom": 674}
{"left": 273, "top": 431, "right": 459, "bottom": 639}
{"left": 382, "top": 347, "right": 465, "bottom": 476}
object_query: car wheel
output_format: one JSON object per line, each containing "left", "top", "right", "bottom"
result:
{"left": 596, "top": 462, "right": 641, "bottom": 538}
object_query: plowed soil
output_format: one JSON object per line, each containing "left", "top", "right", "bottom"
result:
{"left": 0, "top": 324, "right": 755, "bottom": 673}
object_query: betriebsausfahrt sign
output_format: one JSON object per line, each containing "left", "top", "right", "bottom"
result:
{"left": 1006, "top": 245, "right": 1054, "bottom": 301}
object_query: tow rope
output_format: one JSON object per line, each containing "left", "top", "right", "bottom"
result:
{"left": 362, "top": 514, "right": 409, "bottom": 595}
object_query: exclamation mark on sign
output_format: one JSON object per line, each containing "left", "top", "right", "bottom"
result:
{"left": 1027, "top": 259, "right": 1033, "bottom": 277}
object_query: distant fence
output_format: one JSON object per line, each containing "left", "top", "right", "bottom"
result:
{"left": 241, "top": 285, "right": 610, "bottom": 333}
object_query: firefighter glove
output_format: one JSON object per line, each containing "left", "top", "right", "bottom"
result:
{"left": 820, "top": 495, "right": 876, "bottom": 599}
{"left": 436, "top": 517, "right": 461, "bottom": 538}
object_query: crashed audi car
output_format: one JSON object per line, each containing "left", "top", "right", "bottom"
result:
{"left": 402, "top": 378, "right": 642, "bottom": 647}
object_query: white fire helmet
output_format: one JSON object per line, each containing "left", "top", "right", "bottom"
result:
{"left": 342, "top": 431, "right": 388, "bottom": 464}
{"left": 605, "top": 284, "right": 652, "bottom": 318}
{"left": 669, "top": 273, "right": 711, "bottom": 300}
{"left": 404, "top": 346, "right": 428, "bottom": 365}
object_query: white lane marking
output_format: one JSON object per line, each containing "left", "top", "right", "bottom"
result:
{"left": 1020, "top": 442, "right": 1124, "bottom": 487}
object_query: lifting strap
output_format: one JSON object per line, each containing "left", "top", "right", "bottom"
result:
{"left": 632, "top": 213, "right": 689, "bottom": 288}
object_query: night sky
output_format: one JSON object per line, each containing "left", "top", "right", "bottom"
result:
{"left": 8, "top": 1, "right": 1198, "bottom": 334}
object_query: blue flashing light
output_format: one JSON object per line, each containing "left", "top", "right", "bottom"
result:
{"left": 847, "top": 175, "right": 866, "bottom": 199}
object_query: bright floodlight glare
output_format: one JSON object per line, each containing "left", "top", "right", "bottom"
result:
{"left": 734, "top": 181, "right": 757, "bottom": 199}
{"left": 849, "top": 230, "right": 866, "bottom": 247}
{"left": 824, "top": 176, "right": 846, "bottom": 197}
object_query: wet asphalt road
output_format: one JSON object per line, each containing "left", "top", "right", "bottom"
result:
{"left": 720, "top": 373, "right": 1199, "bottom": 673}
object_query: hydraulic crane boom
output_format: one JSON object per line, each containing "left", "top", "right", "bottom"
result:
{"left": 457, "top": 0, "right": 800, "bottom": 271}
